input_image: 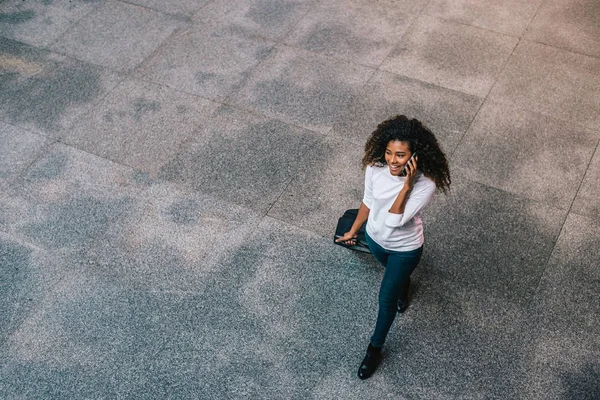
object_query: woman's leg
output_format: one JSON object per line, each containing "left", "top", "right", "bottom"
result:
{"left": 365, "top": 232, "right": 389, "bottom": 267}
{"left": 370, "top": 246, "right": 422, "bottom": 347}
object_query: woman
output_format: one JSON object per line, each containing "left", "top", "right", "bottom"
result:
{"left": 336, "top": 115, "right": 450, "bottom": 380}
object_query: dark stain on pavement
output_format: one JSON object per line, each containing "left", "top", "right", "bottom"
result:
{"left": 166, "top": 198, "right": 199, "bottom": 225}
{"left": 246, "top": 0, "right": 300, "bottom": 29}
{"left": 194, "top": 71, "right": 217, "bottom": 85}
{"left": 158, "top": 118, "right": 321, "bottom": 208}
{"left": 132, "top": 98, "right": 161, "bottom": 121}
{"left": 23, "top": 196, "right": 131, "bottom": 249}
{"left": 26, "top": 149, "right": 69, "bottom": 181}
{"left": 0, "top": 38, "right": 104, "bottom": 133}
{"left": 0, "top": 10, "right": 35, "bottom": 24}
{"left": 419, "top": 28, "right": 498, "bottom": 81}
{"left": 0, "top": 237, "right": 33, "bottom": 336}
{"left": 252, "top": 77, "right": 355, "bottom": 128}
{"left": 302, "top": 24, "right": 383, "bottom": 59}
{"left": 561, "top": 361, "right": 600, "bottom": 400}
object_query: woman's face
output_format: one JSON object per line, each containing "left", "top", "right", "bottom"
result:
{"left": 384, "top": 140, "right": 412, "bottom": 176}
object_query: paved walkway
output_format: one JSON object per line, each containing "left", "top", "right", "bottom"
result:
{"left": 1, "top": 0, "right": 599, "bottom": 398}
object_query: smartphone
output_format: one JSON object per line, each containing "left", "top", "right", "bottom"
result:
{"left": 399, "top": 152, "right": 417, "bottom": 177}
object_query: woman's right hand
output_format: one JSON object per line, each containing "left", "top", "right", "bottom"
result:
{"left": 335, "top": 231, "right": 358, "bottom": 246}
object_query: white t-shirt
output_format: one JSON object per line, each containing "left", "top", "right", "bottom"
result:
{"left": 362, "top": 164, "right": 436, "bottom": 252}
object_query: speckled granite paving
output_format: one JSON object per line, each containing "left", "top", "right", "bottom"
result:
{"left": 1, "top": 1, "right": 599, "bottom": 399}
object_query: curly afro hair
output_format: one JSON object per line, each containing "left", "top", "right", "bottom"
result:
{"left": 362, "top": 115, "right": 451, "bottom": 193}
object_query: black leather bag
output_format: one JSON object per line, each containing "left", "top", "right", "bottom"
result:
{"left": 333, "top": 209, "right": 371, "bottom": 253}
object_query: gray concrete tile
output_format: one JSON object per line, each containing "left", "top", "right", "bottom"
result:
{"left": 422, "top": 175, "right": 567, "bottom": 304}
{"left": 0, "top": 0, "right": 99, "bottom": 48}
{"left": 194, "top": 0, "right": 317, "bottom": 40}
{"left": 330, "top": 71, "right": 482, "bottom": 151}
{"left": 282, "top": 0, "right": 413, "bottom": 67}
{"left": 195, "top": 217, "right": 400, "bottom": 397}
{"left": 62, "top": 78, "right": 220, "bottom": 174}
{"left": 382, "top": 275, "right": 527, "bottom": 399}
{"left": 0, "top": 122, "right": 48, "bottom": 191}
{"left": 136, "top": 26, "right": 275, "bottom": 102}
{"left": 0, "top": 275, "right": 210, "bottom": 398}
{"left": 158, "top": 106, "right": 326, "bottom": 213}
{"left": 0, "top": 218, "right": 399, "bottom": 399}
{"left": 518, "top": 213, "right": 600, "bottom": 399}
{"left": 453, "top": 101, "right": 600, "bottom": 210}
{"left": 0, "top": 37, "right": 123, "bottom": 136}
{"left": 229, "top": 45, "right": 374, "bottom": 133}
{"left": 0, "top": 143, "right": 147, "bottom": 251}
{"left": 525, "top": 0, "right": 600, "bottom": 58}
{"left": 267, "top": 136, "right": 364, "bottom": 238}
{"left": 49, "top": 0, "right": 184, "bottom": 72}
{"left": 423, "top": 0, "right": 543, "bottom": 37}
{"left": 81, "top": 181, "right": 263, "bottom": 293}
{"left": 0, "top": 233, "right": 68, "bottom": 341}
{"left": 488, "top": 40, "right": 600, "bottom": 131}
{"left": 572, "top": 146, "right": 600, "bottom": 220}
{"left": 373, "top": 0, "right": 431, "bottom": 15}
{"left": 381, "top": 15, "right": 518, "bottom": 97}
{"left": 125, "top": 0, "right": 211, "bottom": 16}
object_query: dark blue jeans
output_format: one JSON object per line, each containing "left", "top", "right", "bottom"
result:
{"left": 365, "top": 232, "right": 423, "bottom": 347}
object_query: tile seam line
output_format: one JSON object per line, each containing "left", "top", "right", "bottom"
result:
{"left": 260, "top": 213, "right": 331, "bottom": 240}
{"left": 79, "top": 79, "right": 335, "bottom": 181}
{"left": 48, "top": 1, "right": 185, "bottom": 73}
{"left": 0, "top": 235, "right": 73, "bottom": 336}
{"left": 62, "top": 71, "right": 131, "bottom": 133}
{"left": 508, "top": 0, "right": 591, "bottom": 315}
{"left": 562, "top": 135, "right": 600, "bottom": 224}
{"left": 5, "top": 137, "right": 59, "bottom": 191}
{"left": 267, "top": 41, "right": 388, "bottom": 70}
{"left": 434, "top": 174, "right": 573, "bottom": 319}
{"left": 370, "top": 3, "right": 428, "bottom": 73}
{"left": 23, "top": 40, "right": 132, "bottom": 76}
{"left": 479, "top": 96, "right": 600, "bottom": 137}
{"left": 166, "top": 94, "right": 335, "bottom": 159}
{"left": 275, "top": 41, "right": 380, "bottom": 71}
{"left": 406, "top": 10, "right": 526, "bottom": 42}
{"left": 524, "top": 37, "right": 600, "bottom": 61}
{"left": 447, "top": 33, "right": 522, "bottom": 159}
{"left": 114, "top": 0, "right": 200, "bottom": 18}
{"left": 220, "top": 40, "right": 280, "bottom": 104}
{"left": 0, "top": 118, "right": 48, "bottom": 139}
{"left": 0, "top": 36, "right": 131, "bottom": 117}
{"left": 189, "top": 0, "right": 217, "bottom": 19}
{"left": 322, "top": 65, "right": 379, "bottom": 137}
{"left": 519, "top": 210, "right": 570, "bottom": 316}
{"left": 262, "top": 136, "right": 327, "bottom": 218}
{"left": 276, "top": 0, "right": 320, "bottom": 45}
{"left": 218, "top": 95, "right": 339, "bottom": 139}
{"left": 8, "top": 124, "right": 58, "bottom": 187}
{"left": 0, "top": 229, "right": 46, "bottom": 253}
{"left": 222, "top": 41, "right": 379, "bottom": 105}
{"left": 52, "top": 138, "right": 147, "bottom": 178}
{"left": 44, "top": 0, "right": 102, "bottom": 49}
{"left": 279, "top": 3, "right": 420, "bottom": 71}
{"left": 220, "top": 40, "right": 379, "bottom": 138}
{"left": 419, "top": 12, "right": 524, "bottom": 40}
{"left": 526, "top": 0, "right": 550, "bottom": 33}
{"left": 130, "top": 17, "right": 195, "bottom": 76}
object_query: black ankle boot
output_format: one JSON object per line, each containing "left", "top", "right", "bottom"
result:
{"left": 358, "top": 343, "right": 382, "bottom": 380}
